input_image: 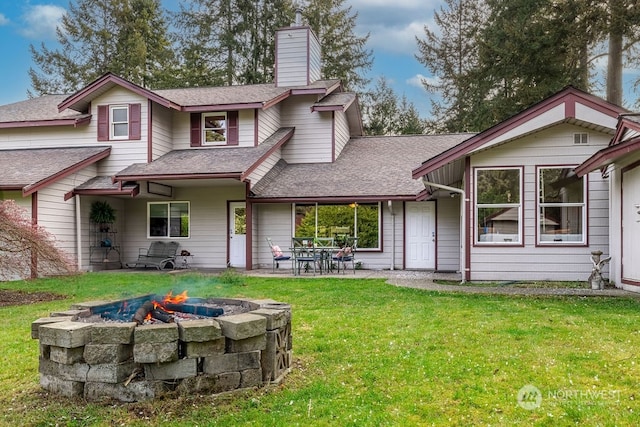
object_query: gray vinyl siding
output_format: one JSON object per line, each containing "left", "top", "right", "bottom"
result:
{"left": 334, "top": 110, "right": 349, "bottom": 159}
{"left": 119, "top": 185, "right": 245, "bottom": 269}
{"left": 276, "top": 28, "right": 316, "bottom": 87}
{"left": 469, "top": 123, "right": 611, "bottom": 281}
{"left": 92, "top": 88, "right": 149, "bottom": 175}
{"left": 254, "top": 203, "right": 293, "bottom": 268}
{"left": 246, "top": 149, "right": 282, "bottom": 185}
{"left": 38, "top": 170, "right": 97, "bottom": 260}
{"left": 436, "top": 197, "right": 461, "bottom": 272}
{"left": 238, "top": 110, "right": 255, "bottom": 147}
{"left": 308, "top": 30, "right": 322, "bottom": 83}
{"left": 151, "top": 103, "right": 173, "bottom": 159}
{"left": 258, "top": 105, "right": 281, "bottom": 143}
{"left": 281, "top": 96, "right": 332, "bottom": 163}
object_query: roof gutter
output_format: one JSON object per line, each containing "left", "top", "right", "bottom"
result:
{"left": 421, "top": 178, "right": 466, "bottom": 284}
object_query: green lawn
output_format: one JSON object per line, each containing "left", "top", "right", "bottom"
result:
{"left": 2, "top": 271, "right": 639, "bottom": 426}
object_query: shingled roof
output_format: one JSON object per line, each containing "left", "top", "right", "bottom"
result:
{"left": 0, "top": 146, "right": 111, "bottom": 195}
{"left": 251, "top": 133, "right": 473, "bottom": 201}
{"left": 113, "top": 128, "right": 294, "bottom": 181}
{"left": 0, "top": 95, "right": 90, "bottom": 125}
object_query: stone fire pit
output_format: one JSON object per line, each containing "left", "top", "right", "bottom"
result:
{"left": 31, "top": 294, "right": 292, "bottom": 402}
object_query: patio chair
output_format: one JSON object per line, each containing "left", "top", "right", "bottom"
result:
{"left": 266, "top": 237, "right": 292, "bottom": 273}
{"left": 130, "top": 241, "right": 179, "bottom": 270}
{"left": 333, "top": 237, "right": 357, "bottom": 274}
{"left": 291, "top": 237, "right": 321, "bottom": 276}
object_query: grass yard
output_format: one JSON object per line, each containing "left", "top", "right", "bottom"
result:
{"left": 1, "top": 271, "right": 640, "bottom": 426}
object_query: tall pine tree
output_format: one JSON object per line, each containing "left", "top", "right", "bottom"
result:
{"left": 415, "top": 0, "right": 488, "bottom": 132}
{"left": 302, "top": 0, "right": 372, "bottom": 92}
{"left": 29, "top": 0, "right": 176, "bottom": 95}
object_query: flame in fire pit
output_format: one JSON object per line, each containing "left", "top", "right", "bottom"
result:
{"left": 141, "top": 290, "right": 190, "bottom": 322}
{"left": 163, "top": 290, "right": 188, "bottom": 305}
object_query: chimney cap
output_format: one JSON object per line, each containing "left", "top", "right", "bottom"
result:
{"left": 294, "top": 7, "right": 303, "bottom": 26}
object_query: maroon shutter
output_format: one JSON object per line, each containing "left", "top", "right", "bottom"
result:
{"left": 129, "top": 103, "right": 141, "bottom": 140}
{"left": 97, "top": 105, "right": 108, "bottom": 141}
{"left": 227, "top": 111, "right": 239, "bottom": 145}
{"left": 190, "top": 113, "right": 201, "bottom": 147}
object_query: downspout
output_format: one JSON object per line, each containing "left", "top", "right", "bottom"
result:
{"left": 421, "top": 178, "right": 466, "bottom": 284}
{"left": 387, "top": 200, "right": 395, "bottom": 270}
{"left": 75, "top": 195, "right": 82, "bottom": 271}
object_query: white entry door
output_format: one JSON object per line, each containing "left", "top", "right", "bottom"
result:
{"left": 229, "top": 202, "right": 246, "bottom": 268}
{"left": 622, "top": 166, "right": 640, "bottom": 282}
{"left": 405, "top": 201, "right": 436, "bottom": 269}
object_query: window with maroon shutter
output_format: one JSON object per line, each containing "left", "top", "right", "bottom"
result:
{"left": 96, "top": 103, "right": 141, "bottom": 141}
{"left": 227, "top": 111, "right": 238, "bottom": 145}
{"left": 129, "top": 104, "right": 141, "bottom": 140}
{"left": 190, "top": 113, "right": 201, "bottom": 147}
{"left": 97, "top": 105, "right": 109, "bottom": 141}
{"left": 190, "top": 111, "right": 239, "bottom": 147}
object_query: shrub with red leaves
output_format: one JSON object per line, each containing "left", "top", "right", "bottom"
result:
{"left": 0, "top": 200, "right": 77, "bottom": 280}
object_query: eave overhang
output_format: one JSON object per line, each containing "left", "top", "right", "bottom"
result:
{"left": 0, "top": 115, "right": 92, "bottom": 129}
{"left": 412, "top": 86, "right": 626, "bottom": 180}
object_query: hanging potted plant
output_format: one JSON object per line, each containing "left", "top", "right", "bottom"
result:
{"left": 89, "top": 200, "right": 116, "bottom": 232}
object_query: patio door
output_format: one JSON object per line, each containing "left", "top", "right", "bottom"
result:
{"left": 229, "top": 202, "right": 246, "bottom": 268}
{"left": 405, "top": 201, "right": 436, "bottom": 269}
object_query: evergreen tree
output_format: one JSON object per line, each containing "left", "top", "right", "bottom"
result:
{"left": 415, "top": 0, "right": 488, "bottom": 132}
{"left": 362, "top": 77, "right": 425, "bottom": 135}
{"left": 29, "top": 0, "right": 176, "bottom": 95}
{"left": 474, "top": 0, "right": 593, "bottom": 126}
{"left": 397, "top": 95, "right": 426, "bottom": 135}
{"left": 302, "top": 0, "right": 373, "bottom": 92}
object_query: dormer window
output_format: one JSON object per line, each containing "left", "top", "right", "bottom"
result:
{"left": 203, "top": 113, "right": 227, "bottom": 145}
{"left": 97, "top": 104, "right": 141, "bottom": 141}
{"left": 190, "top": 111, "right": 238, "bottom": 147}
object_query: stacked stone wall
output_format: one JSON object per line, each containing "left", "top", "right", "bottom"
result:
{"left": 32, "top": 298, "right": 292, "bottom": 402}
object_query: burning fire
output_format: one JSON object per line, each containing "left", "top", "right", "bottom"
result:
{"left": 143, "top": 290, "right": 189, "bottom": 322}
{"left": 163, "top": 290, "right": 188, "bottom": 304}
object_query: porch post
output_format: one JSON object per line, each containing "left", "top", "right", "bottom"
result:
{"left": 245, "top": 182, "right": 253, "bottom": 270}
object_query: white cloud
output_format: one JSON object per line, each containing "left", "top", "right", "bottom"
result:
{"left": 407, "top": 74, "right": 439, "bottom": 91}
{"left": 345, "top": 0, "right": 441, "bottom": 54}
{"left": 367, "top": 21, "right": 429, "bottom": 56}
{"left": 0, "top": 13, "right": 9, "bottom": 26}
{"left": 20, "top": 5, "right": 66, "bottom": 39}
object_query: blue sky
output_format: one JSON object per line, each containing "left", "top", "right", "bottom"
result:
{"left": 1, "top": 1, "right": 638, "bottom": 119}
{"left": 0, "top": 0, "right": 441, "bottom": 117}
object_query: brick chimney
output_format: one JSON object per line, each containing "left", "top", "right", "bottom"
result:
{"left": 274, "top": 8, "right": 321, "bottom": 87}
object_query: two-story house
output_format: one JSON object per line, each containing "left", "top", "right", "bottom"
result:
{"left": 0, "top": 21, "right": 634, "bottom": 289}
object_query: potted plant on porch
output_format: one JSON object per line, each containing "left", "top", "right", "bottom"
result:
{"left": 89, "top": 200, "right": 116, "bottom": 232}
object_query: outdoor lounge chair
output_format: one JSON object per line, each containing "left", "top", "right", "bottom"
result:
{"left": 266, "top": 237, "right": 293, "bottom": 273}
{"left": 130, "top": 241, "right": 179, "bottom": 269}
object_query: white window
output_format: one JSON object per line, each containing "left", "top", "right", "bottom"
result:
{"left": 574, "top": 133, "right": 589, "bottom": 144}
{"left": 475, "top": 168, "right": 522, "bottom": 244}
{"left": 110, "top": 105, "right": 129, "bottom": 139}
{"left": 202, "top": 113, "right": 227, "bottom": 145}
{"left": 538, "top": 167, "right": 586, "bottom": 244}
{"left": 148, "top": 202, "right": 190, "bottom": 238}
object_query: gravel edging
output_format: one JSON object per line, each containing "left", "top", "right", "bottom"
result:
{"left": 388, "top": 279, "right": 639, "bottom": 298}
